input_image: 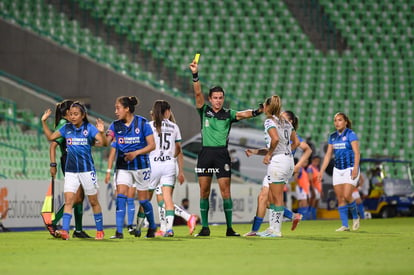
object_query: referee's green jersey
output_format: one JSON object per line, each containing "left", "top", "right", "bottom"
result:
{"left": 197, "top": 104, "right": 238, "bottom": 147}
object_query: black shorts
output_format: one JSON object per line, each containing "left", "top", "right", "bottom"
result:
{"left": 196, "top": 147, "right": 231, "bottom": 179}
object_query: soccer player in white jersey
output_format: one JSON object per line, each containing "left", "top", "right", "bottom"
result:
{"left": 319, "top": 112, "right": 361, "bottom": 231}
{"left": 244, "top": 110, "right": 310, "bottom": 236}
{"left": 250, "top": 96, "right": 300, "bottom": 237}
{"left": 148, "top": 100, "right": 185, "bottom": 237}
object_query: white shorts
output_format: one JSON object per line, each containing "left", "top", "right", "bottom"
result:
{"left": 65, "top": 171, "right": 99, "bottom": 196}
{"left": 115, "top": 168, "right": 151, "bottom": 191}
{"left": 296, "top": 186, "right": 308, "bottom": 201}
{"left": 266, "top": 154, "right": 294, "bottom": 184}
{"left": 312, "top": 188, "right": 321, "bottom": 200}
{"left": 149, "top": 162, "right": 176, "bottom": 190}
{"left": 113, "top": 174, "right": 137, "bottom": 189}
{"left": 352, "top": 190, "right": 361, "bottom": 200}
{"left": 262, "top": 176, "right": 269, "bottom": 188}
{"left": 333, "top": 167, "right": 360, "bottom": 186}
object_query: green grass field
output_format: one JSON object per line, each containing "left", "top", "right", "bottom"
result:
{"left": 1, "top": 218, "right": 414, "bottom": 274}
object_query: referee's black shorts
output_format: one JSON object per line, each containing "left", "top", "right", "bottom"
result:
{"left": 196, "top": 147, "right": 231, "bottom": 179}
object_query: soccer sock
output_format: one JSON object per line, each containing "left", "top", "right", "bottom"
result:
{"left": 348, "top": 201, "right": 359, "bottom": 220}
{"left": 174, "top": 203, "right": 191, "bottom": 221}
{"left": 357, "top": 203, "right": 365, "bottom": 219}
{"left": 136, "top": 211, "right": 146, "bottom": 231}
{"left": 94, "top": 213, "right": 103, "bottom": 231}
{"left": 73, "top": 203, "right": 83, "bottom": 232}
{"left": 297, "top": 207, "right": 309, "bottom": 220}
{"left": 116, "top": 194, "right": 127, "bottom": 233}
{"left": 338, "top": 205, "right": 349, "bottom": 227}
{"left": 52, "top": 204, "right": 65, "bottom": 226}
{"left": 283, "top": 208, "right": 293, "bottom": 220}
{"left": 200, "top": 198, "right": 209, "bottom": 228}
{"left": 311, "top": 207, "right": 317, "bottom": 220}
{"left": 127, "top": 198, "right": 135, "bottom": 226}
{"left": 269, "top": 204, "right": 284, "bottom": 232}
{"left": 62, "top": 213, "right": 72, "bottom": 231}
{"left": 165, "top": 210, "right": 175, "bottom": 231}
{"left": 158, "top": 200, "right": 166, "bottom": 232}
{"left": 139, "top": 200, "right": 156, "bottom": 229}
{"left": 251, "top": 216, "right": 264, "bottom": 232}
{"left": 223, "top": 198, "right": 233, "bottom": 228}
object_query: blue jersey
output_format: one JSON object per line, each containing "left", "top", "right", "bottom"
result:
{"left": 328, "top": 128, "right": 358, "bottom": 170}
{"left": 108, "top": 115, "right": 153, "bottom": 170}
{"left": 58, "top": 122, "right": 98, "bottom": 173}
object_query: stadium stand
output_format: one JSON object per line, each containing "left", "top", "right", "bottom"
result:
{"left": 0, "top": 0, "right": 412, "bottom": 165}
{"left": 0, "top": 96, "right": 110, "bottom": 180}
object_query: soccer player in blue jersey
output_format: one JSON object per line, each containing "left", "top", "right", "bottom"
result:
{"left": 244, "top": 110, "right": 310, "bottom": 236}
{"left": 319, "top": 112, "right": 361, "bottom": 231}
{"left": 45, "top": 99, "right": 91, "bottom": 239}
{"left": 41, "top": 101, "right": 108, "bottom": 240}
{"left": 105, "top": 96, "right": 156, "bottom": 239}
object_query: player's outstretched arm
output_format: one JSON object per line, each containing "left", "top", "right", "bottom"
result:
{"left": 189, "top": 61, "right": 204, "bottom": 109}
{"left": 236, "top": 103, "right": 264, "bottom": 120}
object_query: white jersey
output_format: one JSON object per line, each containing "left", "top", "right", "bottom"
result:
{"left": 264, "top": 115, "right": 294, "bottom": 156}
{"left": 149, "top": 119, "right": 182, "bottom": 164}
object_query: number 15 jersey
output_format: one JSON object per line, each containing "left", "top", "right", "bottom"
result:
{"left": 149, "top": 119, "right": 182, "bottom": 164}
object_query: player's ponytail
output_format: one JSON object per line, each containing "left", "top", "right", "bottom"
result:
{"left": 55, "top": 99, "right": 74, "bottom": 127}
{"left": 152, "top": 100, "right": 171, "bottom": 134}
{"left": 265, "top": 95, "right": 282, "bottom": 119}
{"left": 283, "top": 110, "right": 299, "bottom": 130}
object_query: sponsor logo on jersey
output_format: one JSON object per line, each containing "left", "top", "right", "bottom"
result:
{"left": 66, "top": 138, "right": 88, "bottom": 145}
{"left": 118, "top": 137, "right": 141, "bottom": 144}
{"left": 333, "top": 143, "right": 346, "bottom": 149}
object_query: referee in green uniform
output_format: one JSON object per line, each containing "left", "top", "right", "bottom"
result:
{"left": 189, "top": 59, "right": 263, "bottom": 236}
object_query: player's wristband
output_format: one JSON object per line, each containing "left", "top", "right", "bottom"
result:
{"left": 192, "top": 72, "right": 199, "bottom": 82}
{"left": 50, "top": 162, "right": 57, "bottom": 167}
{"left": 106, "top": 169, "right": 112, "bottom": 173}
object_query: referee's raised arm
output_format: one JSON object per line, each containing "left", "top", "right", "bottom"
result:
{"left": 189, "top": 60, "right": 204, "bottom": 109}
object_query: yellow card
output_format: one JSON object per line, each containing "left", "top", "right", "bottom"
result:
{"left": 194, "top": 53, "right": 200, "bottom": 64}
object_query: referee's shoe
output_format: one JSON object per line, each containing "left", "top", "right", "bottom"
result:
{"left": 195, "top": 226, "right": 210, "bottom": 237}
{"left": 226, "top": 227, "right": 240, "bottom": 237}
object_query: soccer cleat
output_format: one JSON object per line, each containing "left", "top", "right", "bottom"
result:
{"left": 72, "top": 230, "right": 92, "bottom": 238}
{"left": 134, "top": 230, "right": 141, "bottom": 238}
{"left": 59, "top": 230, "right": 70, "bottom": 240}
{"left": 0, "top": 223, "right": 10, "bottom": 232}
{"left": 155, "top": 230, "right": 165, "bottom": 237}
{"left": 95, "top": 230, "right": 105, "bottom": 240}
{"left": 127, "top": 225, "right": 136, "bottom": 235}
{"left": 164, "top": 229, "right": 174, "bottom": 237}
{"left": 187, "top": 215, "right": 197, "bottom": 235}
{"left": 109, "top": 231, "right": 123, "bottom": 239}
{"left": 46, "top": 224, "right": 58, "bottom": 237}
{"left": 243, "top": 231, "right": 257, "bottom": 237}
{"left": 257, "top": 228, "right": 282, "bottom": 238}
{"left": 146, "top": 228, "right": 156, "bottom": 238}
{"left": 291, "top": 213, "right": 303, "bottom": 231}
{"left": 335, "top": 226, "right": 350, "bottom": 232}
{"left": 352, "top": 218, "right": 360, "bottom": 231}
{"left": 195, "top": 227, "right": 210, "bottom": 237}
{"left": 226, "top": 228, "right": 241, "bottom": 237}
